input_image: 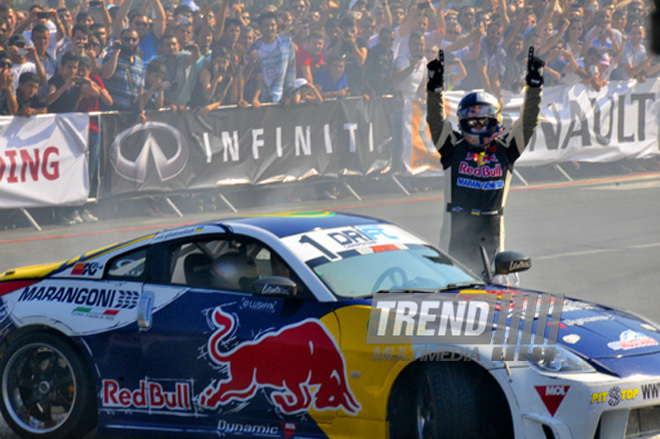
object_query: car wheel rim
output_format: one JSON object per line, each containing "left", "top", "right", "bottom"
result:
{"left": 2, "top": 343, "right": 76, "bottom": 434}
{"left": 416, "top": 375, "right": 434, "bottom": 439}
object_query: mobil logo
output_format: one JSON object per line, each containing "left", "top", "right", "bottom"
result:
{"left": 199, "top": 308, "right": 361, "bottom": 415}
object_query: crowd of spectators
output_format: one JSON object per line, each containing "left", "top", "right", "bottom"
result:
{"left": 0, "top": 0, "right": 658, "bottom": 225}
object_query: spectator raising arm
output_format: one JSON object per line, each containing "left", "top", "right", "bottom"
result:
{"left": 101, "top": 42, "right": 121, "bottom": 79}
{"left": 213, "top": 0, "right": 230, "bottom": 43}
{"left": 149, "top": 0, "right": 166, "bottom": 40}
{"left": 111, "top": 0, "right": 132, "bottom": 42}
{"left": 89, "top": 0, "right": 112, "bottom": 45}
{"left": 0, "top": 57, "right": 17, "bottom": 115}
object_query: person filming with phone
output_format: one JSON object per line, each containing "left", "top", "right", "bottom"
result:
{"left": 426, "top": 46, "right": 544, "bottom": 278}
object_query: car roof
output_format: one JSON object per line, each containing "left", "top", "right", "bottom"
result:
{"left": 211, "top": 211, "right": 385, "bottom": 238}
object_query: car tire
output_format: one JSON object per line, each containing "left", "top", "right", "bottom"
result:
{"left": 0, "top": 332, "right": 97, "bottom": 439}
{"left": 389, "top": 361, "right": 487, "bottom": 439}
{"left": 415, "top": 362, "right": 481, "bottom": 439}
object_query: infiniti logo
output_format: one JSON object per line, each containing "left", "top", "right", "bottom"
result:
{"left": 110, "top": 122, "right": 189, "bottom": 183}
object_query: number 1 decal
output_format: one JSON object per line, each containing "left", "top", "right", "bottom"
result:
{"left": 299, "top": 235, "right": 340, "bottom": 260}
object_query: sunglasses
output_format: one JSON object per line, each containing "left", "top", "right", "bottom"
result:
{"left": 134, "top": 21, "right": 150, "bottom": 27}
{"left": 122, "top": 37, "right": 138, "bottom": 42}
{"left": 466, "top": 118, "right": 490, "bottom": 127}
{"left": 0, "top": 61, "right": 11, "bottom": 69}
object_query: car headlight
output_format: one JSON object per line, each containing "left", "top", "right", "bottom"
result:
{"left": 529, "top": 345, "right": 595, "bottom": 373}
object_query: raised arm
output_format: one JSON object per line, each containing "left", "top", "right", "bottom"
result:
{"left": 507, "top": 47, "right": 544, "bottom": 158}
{"left": 112, "top": 0, "right": 132, "bottom": 41}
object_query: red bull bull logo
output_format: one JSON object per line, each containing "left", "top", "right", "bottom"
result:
{"left": 199, "top": 308, "right": 361, "bottom": 415}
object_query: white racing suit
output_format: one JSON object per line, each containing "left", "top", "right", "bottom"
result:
{"left": 426, "top": 86, "right": 542, "bottom": 277}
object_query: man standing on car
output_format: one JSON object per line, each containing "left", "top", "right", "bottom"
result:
{"left": 426, "top": 47, "right": 544, "bottom": 276}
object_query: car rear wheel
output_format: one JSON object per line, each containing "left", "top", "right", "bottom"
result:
{"left": 0, "top": 332, "right": 97, "bottom": 439}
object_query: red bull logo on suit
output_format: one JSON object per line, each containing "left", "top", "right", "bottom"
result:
{"left": 199, "top": 308, "right": 361, "bottom": 415}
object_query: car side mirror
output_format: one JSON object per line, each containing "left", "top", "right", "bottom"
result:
{"left": 251, "top": 276, "right": 298, "bottom": 298}
{"left": 494, "top": 251, "right": 531, "bottom": 275}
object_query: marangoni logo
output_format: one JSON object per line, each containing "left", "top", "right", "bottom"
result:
{"left": 18, "top": 285, "right": 139, "bottom": 309}
{"left": 199, "top": 308, "right": 361, "bottom": 415}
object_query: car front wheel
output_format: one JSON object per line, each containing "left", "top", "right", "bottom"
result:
{"left": 0, "top": 332, "right": 97, "bottom": 439}
{"left": 415, "top": 362, "right": 480, "bottom": 439}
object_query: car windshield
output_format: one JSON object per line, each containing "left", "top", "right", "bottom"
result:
{"left": 310, "top": 244, "right": 479, "bottom": 298}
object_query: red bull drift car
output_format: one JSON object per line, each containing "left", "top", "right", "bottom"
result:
{"left": 1, "top": 212, "right": 660, "bottom": 438}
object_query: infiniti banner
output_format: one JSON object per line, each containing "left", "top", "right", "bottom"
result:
{"left": 100, "top": 98, "right": 394, "bottom": 196}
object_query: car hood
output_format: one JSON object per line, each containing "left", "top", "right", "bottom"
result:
{"left": 556, "top": 298, "right": 660, "bottom": 360}
{"left": 0, "top": 261, "right": 66, "bottom": 282}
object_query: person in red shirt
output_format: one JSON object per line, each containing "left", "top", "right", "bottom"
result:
{"left": 295, "top": 30, "right": 324, "bottom": 85}
{"left": 76, "top": 55, "right": 112, "bottom": 213}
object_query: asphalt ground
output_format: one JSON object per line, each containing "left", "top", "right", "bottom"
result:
{"left": 1, "top": 161, "right": 660, "bottom": 437}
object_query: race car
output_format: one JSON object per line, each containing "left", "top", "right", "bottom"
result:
{"left": 0, "top": 211, "right": 659, "bottom": 439}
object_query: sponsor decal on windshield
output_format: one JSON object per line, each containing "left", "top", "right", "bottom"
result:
{"left": 282, "top": 224, "right": 424, "bottom": 264}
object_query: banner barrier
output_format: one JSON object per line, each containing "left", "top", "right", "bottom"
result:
{"left": 100, "top": 97, "right": 395, "bottom": 197}
{"left": 1, "top": 79, "right": 658, "bottom": 209}
{"left": 0, "top": 113, "right": 89, "bottom": 208}
{"left": 404, "top": 77, "right": 660, "bottom": 174}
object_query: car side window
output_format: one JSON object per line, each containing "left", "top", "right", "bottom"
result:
{"left": 166, "top": 237, "right": 313, "bottom": 298}
{"left": 105, "top": 248, "right": 148, "bottom": 280}
{"left": 168, "top": 238, "right": 261, "bottom": 293}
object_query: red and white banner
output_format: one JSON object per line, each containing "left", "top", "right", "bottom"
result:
{"left": 403, "top": 77, "right": 660, "bottom": 174}
{"left": 0, "top": 113, "right": 89, "bottom": 208}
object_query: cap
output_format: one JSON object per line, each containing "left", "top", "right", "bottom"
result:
{"left": 292, "top": 77, "right": 308, "bottom": 90}
{"left": 8, "top": 34, "right": 28, "bottom": 47}
{"left": 180, "top": 0, "right": 199, "bottom": 11}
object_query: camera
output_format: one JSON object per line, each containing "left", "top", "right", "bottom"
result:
{"left": 417, "top": 2, "right": 430, "bottom": 9}
{"left": 37, "top": 11, "right": 50, "bottom": 19}
{"left": 17, "top": 48, "right": 27, "bottom": 56}
{"left": 89, "top": 1, "right": 103, "bottom": 7}
{"left": 177, "top": 16, "right": 192, "bottom": 25}
{"left": 73, "top": 78, "right": 86, "bottom": 86}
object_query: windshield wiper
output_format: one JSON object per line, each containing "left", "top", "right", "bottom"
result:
{"left": 353, "top": 288, "right": 438, "bottom": 299}
{"left": 435, "top": 281, "right": 486, "bottom": 292}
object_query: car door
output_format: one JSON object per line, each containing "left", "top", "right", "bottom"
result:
{"left": 134, "top": 234, "right": 347, "bottom": 437}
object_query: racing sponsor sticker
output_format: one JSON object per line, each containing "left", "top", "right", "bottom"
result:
{"left": 102, "top": 378, "right": 193, "bottom": 412}
{"left": 607, "top": 330, "right": 659, "bottom": 351}
{"left": 70, "top": 262, "right": 104, "bottom": 277}
{"left": 562, "top": 315, "right": 613, "bottom": 326}
{"left": 590, "top": 386, "right": 638, "bottom": 406}
{"left": 282, "top": 422, "right": 297, "bottom": 438}
{"left": 534, "top": 385, "right": 569, "bottom": 416}
{"left": 217, "top": 420, "right": 279, "bottom": 436}
{"left": 640, "top": 382, "right": 660, "bottom": 400}
{"left": 282, "top": 224, "right": 425, "bottom": 264}
{"left": 562, "top": 334, "right": 580, "bottom": 344}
